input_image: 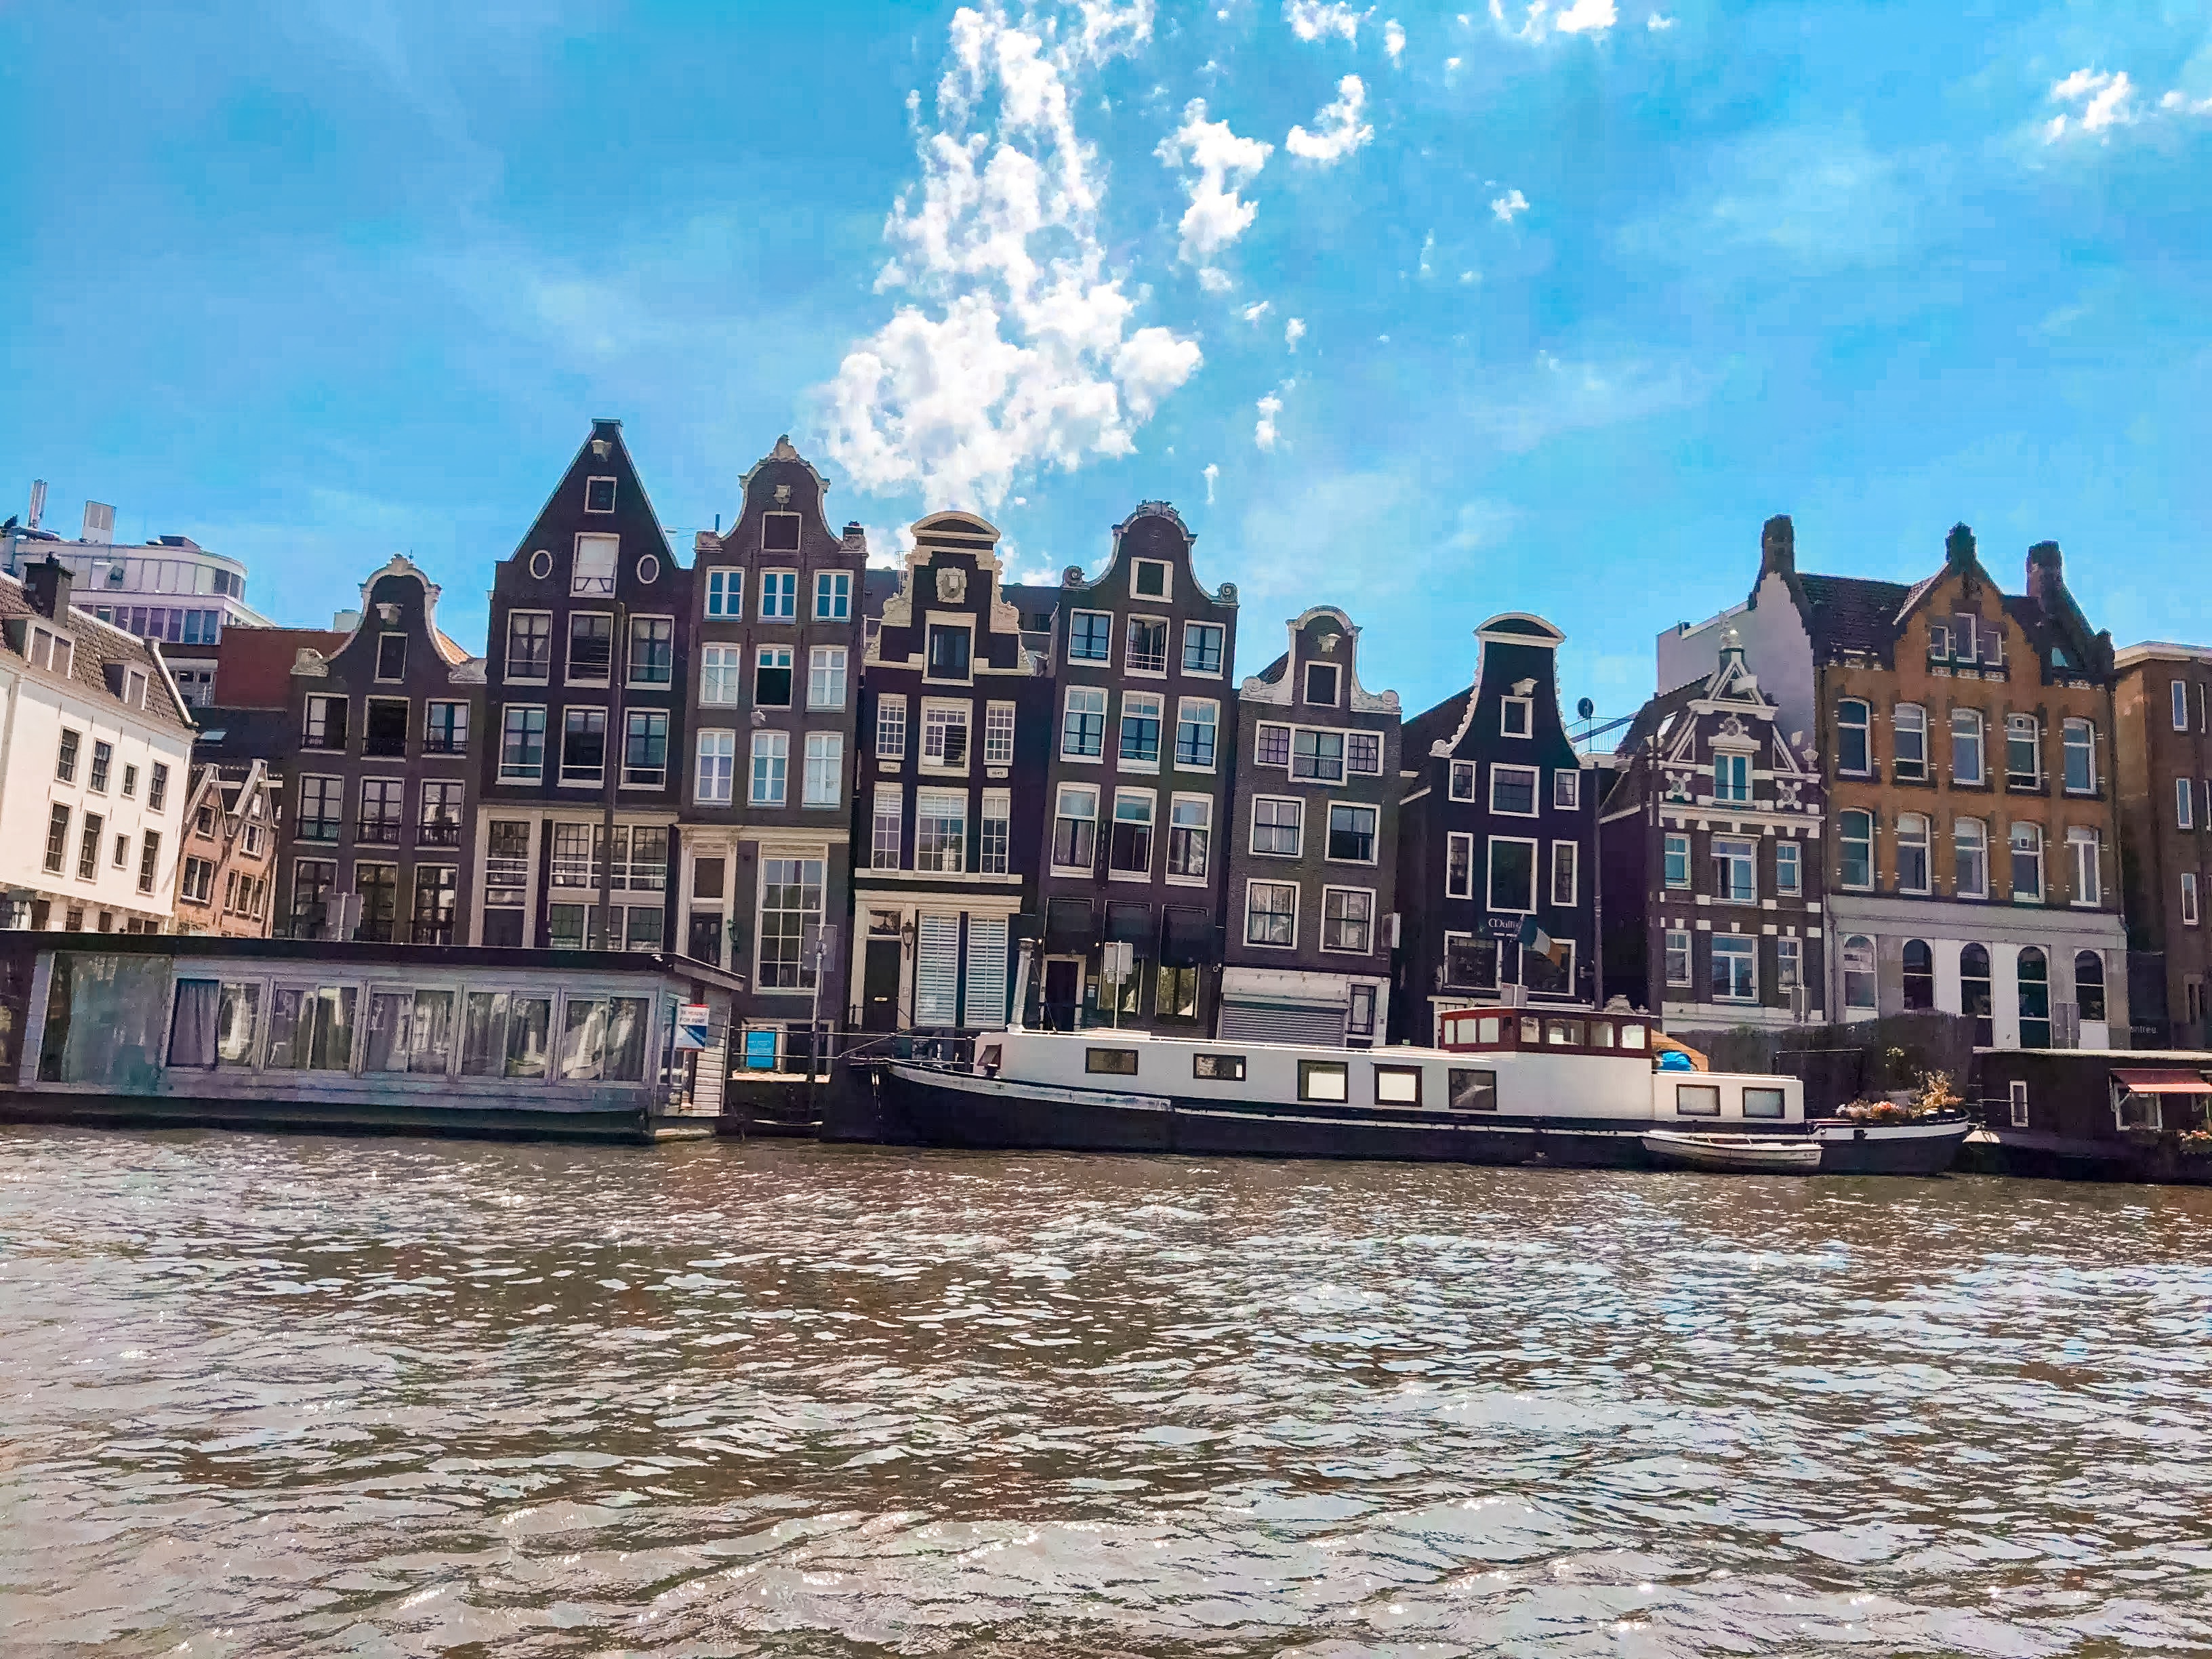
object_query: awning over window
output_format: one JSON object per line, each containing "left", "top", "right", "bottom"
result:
{"left": 2112, "top": 1069, "right": 2212, "bottom": 1094}
{"left": 1161, "top": 906, "right": 1213, "bottom": 968}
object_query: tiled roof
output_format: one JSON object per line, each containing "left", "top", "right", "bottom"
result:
{"left": 0, "top": 569, "right": 193, "bottom": 731}
{"left": 211, "top": 624, "right": 347, "bottom": 709}
{"left": 1401, "top": 686, "right": 1473, "bottom": 760}
{"left": 1795, "top": 572, "right": 1917, "bottom": 658}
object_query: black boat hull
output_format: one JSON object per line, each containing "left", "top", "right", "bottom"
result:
{"left": 882, "top": 1067, "right": 1969, "bottom": 1174}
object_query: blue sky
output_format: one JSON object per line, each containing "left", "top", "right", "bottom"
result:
{"left": 5, "top": 0, "right": 2209, "bottom": 720}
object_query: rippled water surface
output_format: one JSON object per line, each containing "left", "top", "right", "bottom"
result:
{"left": 5, "top": 1128, "right": 2212, "bottom": 1656}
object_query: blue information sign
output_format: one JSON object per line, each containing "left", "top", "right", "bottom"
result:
{"left": 743, "top": 1028, "right": 779, "bottom": 1070}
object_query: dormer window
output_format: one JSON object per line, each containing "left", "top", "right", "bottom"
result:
{"left": 28, "top": 626, "right": 74, "bottom": 676}
{"left": 376, "top": 632, "right": 407, "bottom": 681}
{"left": 1500, "top": 697, "right": 1532, "bottom": 738}
{"left": 125, "top": 668, "right": 148, "bottom": 708}
{"left": 762, "top": 512, "right": 802, "bottom": 554}
{"left": 1132, "top": 558, "right": 1170, "bottom": 599}
{"left": 584, "top": 476, "right": 618, "bottom": 514}
{"left": 1303, "top": 662, "right": 1340, "bottom": 707}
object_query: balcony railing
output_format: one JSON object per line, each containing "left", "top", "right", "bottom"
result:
{"left": 485, "top": 854, "right": 529, "bottom": 891}
{"left": 299, "top": 817, "right": 341, "bottom": 843}
{"left": 356, "top": 818, "right": 403, "bottom": 845}
{"left": 417, "top": 820, "right": 462, "bottom": 848}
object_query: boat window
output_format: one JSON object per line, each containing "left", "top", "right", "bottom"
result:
{"left": 1374, "top": 1065, "right": 1422, "bottom": 1105}
{"left": 1087, "top": 1047, "right": 1140, "bottom": 1076}
{"left": 217, "top": 982, "right": 261, "bottom": 1067}
{"left": 365, "top": 989, "right": 457, "bottom": 1075}
{"left": 979, "top": 1044, "right": 1002, "bottom": 1070}
{"left": 558, "top": 996, "right": 649, "bottom": 1082}
{"left": 1547, "top": 1019, "right": 1580, "bottom": 1046}
{"left": 1443, "top": 1016, "right": 1469, "bottom": 1045}
{"left": 506, "top": 996, "right": 552, "bottom": 1079}
{"left": 1477, "top": 1016, "right": 1501, "bottom": 1044}
{"left": 1675, "top": 1084, "right": 1722, "bottom": 1116}
{"left": 1519, "top": 1017, "right": 1540, "bottom": 1044}
{"left": 1193, "top": 1052, "right": 1246, "bottom": 1081}
{"left": 1619, "top": 1023, "right": 1647, "bottom": 1050}
{"left": 1448, "top": 1067, "right": 1497, "bottom": 1112}
{"left": 1298, "top": 1059, "right": 1349, "bottom": 1102}
{"left": 1744, "top": 1086, "right": 1786, "bottom": 1119}
{"left": 265, "top": 985, "right": 358, "bottom": 1072}
{"left": 2115, "top": 1088, "right": 2161, "bottom": 1132}
{"left": 166, "top": 979, "right": 221, "bottom": 1068}
{"left": 1589, "top": 1021, "right": 1614, "bottom": 1049}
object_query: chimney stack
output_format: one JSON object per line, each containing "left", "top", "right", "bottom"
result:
{"left": 1759, "top": 514, "right": 1795, "bottom": 579}
{"left": 1944, "top": 522, "right": 1977, "bottom": 572}
{"left": 2026, "top": 540, "right": 2065, "bottom": 607}
{"left": 25, "top": 555, "right": 74, "bottom": 621}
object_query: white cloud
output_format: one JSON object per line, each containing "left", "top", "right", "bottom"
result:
{"left": 817, "top": 1, "right": 1200, "bottom": 513}
{"left": 2045, "top": 68, "right": 2137, "bottom": 141}
{"left": 1241, "top": 299, "right": 1273, "bottom": 322}
{"left": 1646, "top": 11, "right": 1675, "bottom": 28}
{"left": 1197, "top": 266, "right": 1234, "bottom": 292}
{"left": 1286, "top": 75, "right": 1374, "bottom": 163}
{"left": 2162, "top": 89, "right": 2212, "bottom": 115}
{"left": 1255, "top": 390, "right": 1284, "bottom": 450}
{"left": 1491, "top": 187, "right": 1530, "bottom": 222}
{"left": 1204, "top": 462, "right": 1219, "bottom": 502}
{"left": 1555, "top": 0, "right": 1616, "bottom": 31}
{"left": 1384, "top": 18, "right": 1406, "bottom": 60}
{"left": 1155, "top": 98, "right": 1273, "bottom": 281}
{"left": 1490, "top": 0, "right": 1617, "bottom": 39}
{"left": 1285, "top": 316, "right": 1307, "bottom": 350}
{"left": 1285, "top": 0, "right": 1364, "bottom": 43}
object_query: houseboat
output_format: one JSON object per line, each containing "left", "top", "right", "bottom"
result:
{"left": 1964, "top": 1047, "right": 2212, "bottom": 1184}
{"left": 0, "top": 934, "right": 741, "bottom": 1142}
{"left": 881, "top": 1004, "right": 1970, "bottom": 1174}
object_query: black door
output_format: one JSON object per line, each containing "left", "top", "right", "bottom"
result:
{"left": 687, "top": 913, "right": 724, "bottom": 965}
{"left": 1042, "top": 958, "right": 1080, "bottom": 1031}
{"left": 862, "top": 938, "right": 902, "bottom": 1031}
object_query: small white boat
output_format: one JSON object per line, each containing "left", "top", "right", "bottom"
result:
{"left": 1641, "top": 1130, "right": 1824, "bottom": 1174}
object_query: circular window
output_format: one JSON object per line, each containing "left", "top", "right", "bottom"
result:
{"left": 528, "top": 548, "right": 553, "bottom": 579}
{"left": 636, "top": 554, "right": 661, "bottom": 585}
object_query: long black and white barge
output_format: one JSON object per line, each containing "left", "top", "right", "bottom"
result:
{"left": 884, "top": 1005, "right": 1969, "bottom": 1175}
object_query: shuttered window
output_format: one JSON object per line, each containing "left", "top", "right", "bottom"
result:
{"left": 964, "top": 916, "right": 1008, "bottom": 1029}
{"left": 914, "top": 915, "right": 961, "bottom": 1027}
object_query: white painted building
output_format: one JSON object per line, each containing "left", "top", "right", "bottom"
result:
{"left": 0, "top": 558, "right": 196, "bottom": 933}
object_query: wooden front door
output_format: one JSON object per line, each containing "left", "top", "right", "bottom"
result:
{"left": 1042, "top": 958, "right": 1081, "bottom": 1031}
{"left": 862, "top": 937, "right": 903, "bottom": 1032}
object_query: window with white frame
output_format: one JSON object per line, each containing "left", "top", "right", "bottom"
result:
{"left": 815, "top": 571, "right": 851, "bottom": 620}
{"left": 760, "top": 570, "right": 797, "bottom": 620}
{"left": 1446, "top": 832, "right": 1474, "bottom": 899}
{"left": 1711, "top": 834, "right": 1757, "bottom": 901}
{"left": 750, "top": 731, "right": 788, "bottom": 805}
{"left": 1252, "top": 796, "right": 1303, "bottom": 857}
{"left": 1713, "top": 751, "right": 1750, "bottom": 804}
{"left": 2184, "top": 871, "right": 2200, "bottom": 926}
{"left": 756, "top": 857, "right": 824, "bottom": 991}
{"left": 1131, "top": 557, "right": 1170, "bottom": 600}
{"left": 979, "top": 701, "right": 1014, "bottom": 766}
{"left": 1126, "top": 617, "right": 1169, "bottom": 674}
{"left": 980, "top": 789, "right": 1011, "bottom": 874}
{"left": 1168, "top": 796, "right": 1210, "bottom": 879}
{"left": 925, "top": 621, "right": 972, "bottom": 680}
{"left": 1553, "top": 769, "right": 1580, "bottom": 811}
{"left": 1490, "top": 764, "right": 1538, "bottom": 816}
{"left": 499, "top": 706, "right": 546, "bottom": 782}
{"left": 1321, "top": 887, "right": 1373, "bottom": 953}
{"left": 700, "top": 644, "right": 741, "bottom": 705}
{"left": 1246, "top": 880, "right": 1297, "bottom": 947}
{"left": 2006, "top": 714, "right": 2041, "bottom": 787}
{"left": 2182, "top": 777, "right": 2197, "bottom": 831}
{"left": 1839, "top": 809, "right": 1875, "bottom": 890}
{"left": 803, "top": 732, "right": 843, "bottom": 808}
{"left": 871, "top": 785, "right": 903, "bottom": 868}
{"left": 1842, "top": 934, "right": 1877, "bottom": 1010}
{"left": 1069, "top": 610, "right": 1112, "bottom": 662}
{"left": 2175, "top": 680, "right": 2191, "bottom": 732}
{"left": 1291, "top": 728, "right": 1345, "bottom": 783}
{"left": 696, "top": 729, "right": 735, "bottom": 804}
{"left": 1120, "top": 691, "right": 1163, "bottom": 768}
{"left": 876, "top": 695, "right": 907, "bottom": 760}
{"left": 1896, "top": 813, "right": 1931, "bottom": 894}
{"left": 1488, "top": 837, "right": 1537, "bottom": 912}
{"left": 2066, "top": 825, "right": 2101, "bottom": 905}
{"left": 1664, "top": 928, "right": 1692, "bottom": 987}
{"left": 2062, "top": 719, "right": 2095, "bottom": 794}
{"left": 922, "top": 701, "right": 970, "bottom": 769}
{"left": 1550, "top": 840, "right": 1578, "bottom": 906}
{"left": 1052, "top": 785, "right": 1098, "bottom": 869}
{"left": 705, "top": 568, "right": 743, "bottom": 618}
{"left": 1254, "top": 723, "right": 1292, "bottom": 768}
{"left": 1346, "top": 731, "right": 1381, "bottom": 775}
{"left": 1063, "top": 686, "right": 1106, "bottom": 758}
{"left": 915, "top": 788, "right": 967, "bottom": 872}
{"left": 1776, "top": 840, "right": 1801, "bottom": 895}
{"left": 1664, "top": 832, "right": 1690, "bottom": 888}
{"left": 1303, "top": 661, "right": 1340, "bottom": 708}
{"left": 2009, "top": 821, "right": 2044, "bottom": 901}
{"left": 1837, "top": 699, "right": 1870, "bottom": 775}
{"left": 1109, "top": 790, "right": 1154, "bottom": 874}
{"left": 1327, "top": 803, "right": 1378, "bottom": 863}
{"left": 1500, "top": 697, "right": 1532, "bottom": 738}
{"left": 1954, "top": 817, "right": 1988, "bottom": 898}
{"left": 1449, "top": 760, "right": 1476, "bottom": 801}
{"left": 754, "top": 644, "right": 794, "bottom": 708}
{"left": 1952, "top": 709, "right": 1986, "bottom": 785}
{"left": 1175, "top": 699, "right": 1217, "bottom": 770}
{"left": 1893, "top": 703, "right": 1927, "bottom": 781}
{"left": 1777, "top": 936, "right": 1802, "bottom": 994}
{"left": 807, "top": 647, "right": 848, "bottom": 710}
{"left": 1181, "top": 621, "right": 1224, "bottom": 676}
{"left": 1711, "top": 935, "right": 1757, "bottom": 1002}
{"left": 572, "top": 533, "right": 618, "bottom": 596}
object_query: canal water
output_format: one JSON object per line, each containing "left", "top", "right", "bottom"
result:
{"left": 4, "top": 1129, "right": 2211, "bottom": 1656}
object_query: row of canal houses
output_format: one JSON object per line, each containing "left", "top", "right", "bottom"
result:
{"left": 42, "top": 417, "right": 2203, "bottom": 1061}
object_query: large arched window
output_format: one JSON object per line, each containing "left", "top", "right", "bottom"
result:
{"left": 1902, "top": 939, "right": 1936, "bottom": 1010}
{"left": 1896, "top": 814, "right": 1931, "bottom": 894}
{"left": 1837, "top": 700, "right": 1871, "bottom": 775}
{"left": 2074, "top": 949, "right": 2106, "bottom": 1025}
{"left": 1843, "top": 935, "right": 1877, "bottom": 1010}
{"left": 2019, "top": 945, "right": 2051, "bottom": 1048}
{"left": 1961, "top": 943, "right": 1993, "bottom": 1047}
{"left": 1839, "top": 810, "right": 1875, "bottom": 890}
